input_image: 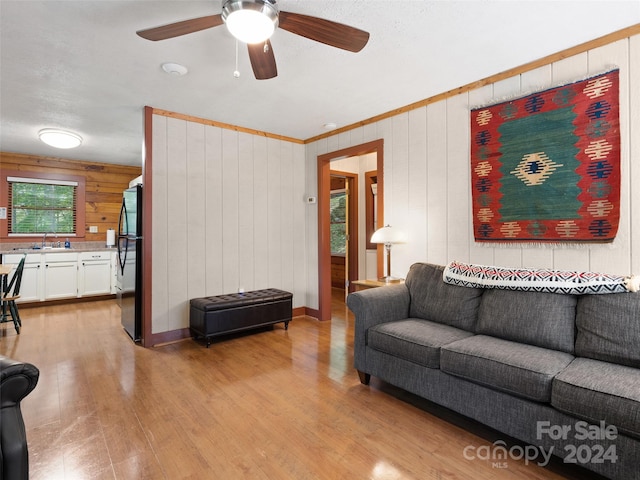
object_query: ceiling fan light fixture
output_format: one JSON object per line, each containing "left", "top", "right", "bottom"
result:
{"left": 222, "top": 0, "right": 278, "bottom": 44}
{"left": 38, "top": 128, "right": 82, "bottom": 149}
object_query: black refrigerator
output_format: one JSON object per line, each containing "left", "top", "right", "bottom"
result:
{"left": 117, "top": 184, "right": 142, "bottom": 342}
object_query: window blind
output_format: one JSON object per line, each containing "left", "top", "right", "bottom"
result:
{"left": 7, "top": 177, "right": 78, "bottom": 235}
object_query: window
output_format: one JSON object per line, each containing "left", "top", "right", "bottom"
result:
{"left": 1, "top": 172, "right": 86, "bottom": 239}
{"left": 330, "top": 189, "right": 347, "bottom": 254}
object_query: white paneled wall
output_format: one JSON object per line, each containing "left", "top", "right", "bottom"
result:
{"left": 306, "top": 34, "right": 639, "bottom": 308}
{"left": 151, "top": 115, "right": 306, "bottom": 334}
{"left": 151, "top": 33, "right": 638, "bottom": 321}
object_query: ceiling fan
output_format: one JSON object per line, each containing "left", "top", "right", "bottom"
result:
{"left": 136, "top": 0, "right": 370, "bottom": 80}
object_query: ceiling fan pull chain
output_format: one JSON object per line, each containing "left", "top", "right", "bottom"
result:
{"left": 263, "top": 41, "right": 269, "bottom": 54}
{"left": 233, "top": 39, "right": 240, "bottom": 78}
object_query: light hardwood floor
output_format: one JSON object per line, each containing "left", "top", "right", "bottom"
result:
{"left": 0, "top": 290, "right": 601, "bottom": 479}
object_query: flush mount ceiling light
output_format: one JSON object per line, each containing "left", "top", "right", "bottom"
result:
{"left": 38, "top": 129, "right": 82, "bottom": 149}
{"left": 222, "top": 0, "right": 278, "bottom": 44}
{"left": 161, "top": 62, "right": 188, "bottom": 76}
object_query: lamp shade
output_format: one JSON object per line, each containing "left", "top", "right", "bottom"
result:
{"left": 371, "top": 225, "right": 406, "bottom": 245}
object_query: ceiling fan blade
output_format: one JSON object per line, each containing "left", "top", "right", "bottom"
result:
{"left": 278, "top": 11, "right": 369, "bottom": 52}
{"left": 247, "top": 41, "right": 278, "bottom": 80}
{"left": 136, "top": 14, "right": 223, "bottom": 41}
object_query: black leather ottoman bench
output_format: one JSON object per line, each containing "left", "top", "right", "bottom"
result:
{"left": 189, "top": 288, "right": 293, "bottom": 347}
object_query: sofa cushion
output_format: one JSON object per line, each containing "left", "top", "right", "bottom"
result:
{"left": 368, "top": 318, "right": 474, "bottom": 369}
{"left": 575, "top": 291, "right": 640, "bottom": 368}
{"left": 476, "top": 289, "right": 576, "bottom": 354}
{"left": 552, "top": 357, "right": 640, "bottom": 439}
{"left": 405, "top": 263, "right": 484, "bottom": 331}
{"left": 441, "top": 335, "right": 574, "bottom": 402}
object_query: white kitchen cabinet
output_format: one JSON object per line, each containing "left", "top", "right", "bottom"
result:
{"left": 2, "top": 253, "right": 43, "bottom": 303}
{"left": 44, "top": 252, "right": 78, "bottom": 300}
{"left": 2, "top": 250, "right": 116, "bottom": 302}
{"left": 78, "top": 251, "right": 112, "bottom": 296}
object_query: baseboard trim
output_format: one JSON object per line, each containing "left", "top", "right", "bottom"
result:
{"left": 304, "top": 307, "right": 320, "bottom": 320}
{"left": 145, "top": 327, "right": 191, "bottom": 348}
{"left": 16, "top": 294, "right": 116, "bottom": 309}
{"left": 292, "top": 306, "right": 306, "bottom": 317}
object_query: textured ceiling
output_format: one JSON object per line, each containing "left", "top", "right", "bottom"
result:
{"left": 1, "top": 0, "right": 639, "bottom": 166}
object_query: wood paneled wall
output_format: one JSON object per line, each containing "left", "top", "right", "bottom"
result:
{"left": 306, "top": 32, "right": 640, "bottom": 290}
{"left": 150, "top": 114, "right": 307, "bottom": 335}
{"left": 147, "top": 28, "right": 639, "bottom": 323}
{"left": 0, "top": 152, "right": 141, "bottom": 243}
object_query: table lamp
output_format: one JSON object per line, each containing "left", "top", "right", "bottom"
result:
{"left": 371, "top": 225, "right": 406, "bottom": 283}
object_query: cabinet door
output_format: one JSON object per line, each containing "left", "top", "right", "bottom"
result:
{"left": 111, "top": 251, "right": 118, "bottom": 294}
{"left": 2, "top": 255, "right": 43, "bottom": 303}
{"left": 17, "top": 263, "right": 43, "bottom": 302}
{"left": 45, "top": 262, "right": 78, "bottom": 300}
{"left": 79, "top": 260, "right": 111, "bottom": 296}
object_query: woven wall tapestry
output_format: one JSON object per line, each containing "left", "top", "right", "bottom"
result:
{"left": 470, "top": 69, "right": 620, "bottom": 243}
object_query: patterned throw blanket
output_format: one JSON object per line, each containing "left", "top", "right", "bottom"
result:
{"left": 443, "top": 260, "right": 639, "bottom": 295}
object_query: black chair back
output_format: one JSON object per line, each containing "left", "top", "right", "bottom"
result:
{"left": 4, "top": 255, "right": 26, "bottom": 297}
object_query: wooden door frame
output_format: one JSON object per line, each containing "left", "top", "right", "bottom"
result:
{"left": 317, "top": 139, "right": 384, "bottom": 321}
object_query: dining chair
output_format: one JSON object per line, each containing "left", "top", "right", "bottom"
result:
{"left": 1, "top": 255, "right": 26, "bottom": 334}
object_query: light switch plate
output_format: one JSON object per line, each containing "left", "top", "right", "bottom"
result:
{"left": 89, "top": 226, "right": 98, "bottom": 233}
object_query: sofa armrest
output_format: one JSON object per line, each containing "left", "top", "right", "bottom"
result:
{"left": 0, "top": 357, "right": 39, "bottom": 406}
{"left": 347, "top": 284, "right": 411, "bottom": 331}
{"left": 1, "top": 356, "right": 40, "bottom": 480}
{"left": 347, "top": 284, "right": 410, "bottom": 374}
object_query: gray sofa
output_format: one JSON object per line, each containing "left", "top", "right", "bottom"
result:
{"left": 347, "top": 262, "right": 640, "bottom": 479}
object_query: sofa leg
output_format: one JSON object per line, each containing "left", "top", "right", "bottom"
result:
{"left": 357, "top": 370, "right": 370, "bottom": 385}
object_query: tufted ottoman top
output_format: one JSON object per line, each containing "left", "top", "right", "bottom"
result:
{"left": 190, "top": 288, "right": 292, "bottom": 312}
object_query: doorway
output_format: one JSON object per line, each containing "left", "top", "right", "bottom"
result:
{"left": 329, "top": 171, "right": 358, "bottom": 301}
{"left": 317, "top": 139, "right": 384, "bottom": 321}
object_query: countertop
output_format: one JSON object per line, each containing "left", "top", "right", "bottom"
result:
{"left": 0, "top": 242, "right": 118, "bottom": 255}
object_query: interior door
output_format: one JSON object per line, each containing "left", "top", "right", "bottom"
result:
{"left": 330, "top": 172, "right": 358, "bottom": 298}
{"left": 344, "top": 178, "right": 350, "bottom": 299}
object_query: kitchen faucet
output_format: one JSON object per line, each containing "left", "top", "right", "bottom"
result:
{"left": 42, "top": 232, "right": 57, "bottom": 248}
